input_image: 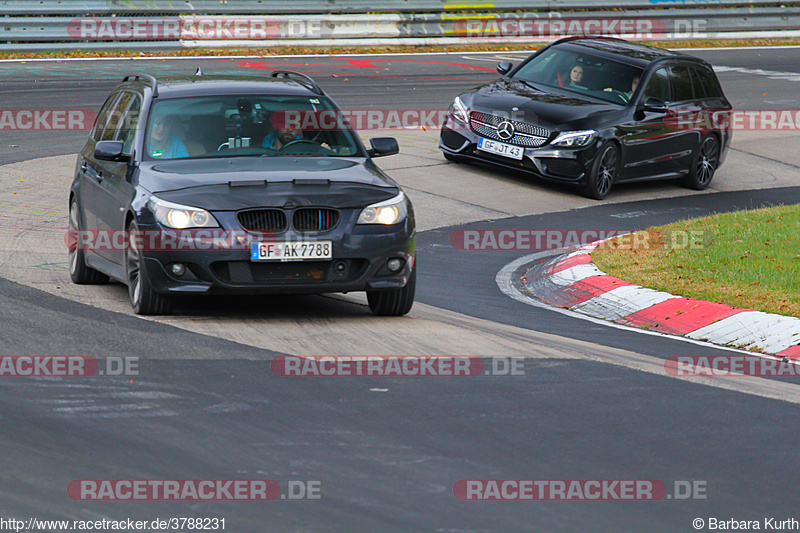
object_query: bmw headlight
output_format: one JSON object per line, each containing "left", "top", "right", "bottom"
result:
{"left": 449, "top": 96, "right": 470, "bottom": 124}
{"left": 551, "top": 130, "right": 597, "bottom": 148}
{"left": 148, "top": 196, "right": 220, "bottom": 229}
{"left": 357, "top": 192, "right": 407, "bottom": 225}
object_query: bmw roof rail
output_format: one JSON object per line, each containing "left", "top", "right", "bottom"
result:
{"left": 122, "top": 73, "right": 159, "bottom": 97}
{"left": 270, "top": 71, "right": 324, "bottom": 96}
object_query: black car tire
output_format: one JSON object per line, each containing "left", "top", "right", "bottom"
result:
{"left": 681, "top": 134, "right": 719, "bottom": 190}
{"left": 126, "top": 221, "right": 175, "bottom": 315}
{"left": 582, "top": 143, "right": 618, "bottom": 200}
{"left": 367, "top": 261, "right": 416, "bottom": 316}
{"left": 68, "top": 199, "right": 109, "bottom": 285}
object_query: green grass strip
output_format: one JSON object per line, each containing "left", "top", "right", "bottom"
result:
{"left": 592, "top": 203, "right": 800, "bottom": 318}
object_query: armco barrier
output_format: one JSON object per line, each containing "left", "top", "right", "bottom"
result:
{"left": 0, "top": 0, "right": 791, "bottom": 14}
{"left": 2, "top": 1, "right": 799, "bottom": 51}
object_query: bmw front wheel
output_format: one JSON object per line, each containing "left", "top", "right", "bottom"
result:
{"left": 126, "top": 221, "right": 175, "bottom": 315}
{"left": 367, "top": 262, "right": 416, "bottom": 316}
{"left": 68, "top": 199, "right": 109, "bottom": 284}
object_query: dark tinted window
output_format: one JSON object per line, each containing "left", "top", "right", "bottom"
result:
{"left": 693, "top": 67, "right": 724, "bottom": 99}
{"left": 100, "top": 92, "right": 133, "bottom": 141}
{"left": 643, "top": 68, "right": 670, "bottom": 102}
{"left": 92, "top": 93, "right": 120, "bottom": 142}
{"left": 119, "top": 95, "right": 141, "bottom": 153}
{"left": 144, "top": 95, "right": 361, "bottom": 160}
{"left": 512, "top": 46, "right": 644, "bottom": 105}
{"left": 669, "top": 66, "right": 694, "bottom": 102}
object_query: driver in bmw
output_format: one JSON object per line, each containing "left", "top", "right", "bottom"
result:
{"left": 262, "top": 124, "right": 305, "bottom": 150}
{"left": 262, "top": 120, "right": 333, "bottom": 151}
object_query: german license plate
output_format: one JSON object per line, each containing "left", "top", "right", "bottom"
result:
{"left": 251, "top": 241, "right": 332, "bottom": 262}
{"left": 478, "top": 137, "right": 524, "bottom": 160}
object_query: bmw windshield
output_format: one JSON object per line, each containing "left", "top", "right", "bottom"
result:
{"left": 143, "top": 95, "right": 362, "bottom": 161}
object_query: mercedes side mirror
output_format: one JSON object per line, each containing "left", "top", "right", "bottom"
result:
{"left": 642, "top": 97, "right": 668, "bottom": 114}
{"left": 497, "top": 61, "right": 513, "bottom": 76}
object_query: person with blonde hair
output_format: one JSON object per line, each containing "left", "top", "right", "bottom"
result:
{"left": 147, "top": 115, "right": 189, "bottom": 159}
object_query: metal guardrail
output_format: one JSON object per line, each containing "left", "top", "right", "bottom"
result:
{"left": 4, "top": 9, "right": 800, "bottom": 42}
{"left": 2, "top": 1, "right": 799, "bottom": 50}
{"left": 0, "top": 0, "right": 791, "bottom": 14}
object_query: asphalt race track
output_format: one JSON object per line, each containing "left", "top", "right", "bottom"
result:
{"left": 1, "top": 48, "right": 800, "bottom": 531}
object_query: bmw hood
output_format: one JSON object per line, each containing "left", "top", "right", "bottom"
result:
{"left": 138, "top": 157, "right": 400, "bottom": 210}
{"left": 467, "top": 78, "right": 622, "bottom": 131}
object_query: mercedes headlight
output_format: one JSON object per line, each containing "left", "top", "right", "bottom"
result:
{"left": 450, "top": 96, "right": 470, "bottom": 124}
{"left": 551, "top": 130, "right": 597, "bottom": 148}
{"left": 148, "top": 196, "right": 220, "bottom": 229}
{"left": 357, "top": 192, "right": 407, "bottom": 225}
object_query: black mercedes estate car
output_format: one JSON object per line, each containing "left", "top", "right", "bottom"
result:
{"left": 439, "top": 37, "right": 732, "bottom": 199}
{"left": 69, "top": 71, "right": 415, "bottom": 315}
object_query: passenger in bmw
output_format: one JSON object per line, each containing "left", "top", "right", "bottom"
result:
{"left": 147, "top": 115, "right": 189, "bottom": 159}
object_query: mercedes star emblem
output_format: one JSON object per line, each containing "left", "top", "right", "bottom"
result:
{"left": 496, "top": 120, "right": 515, "bottom": 141}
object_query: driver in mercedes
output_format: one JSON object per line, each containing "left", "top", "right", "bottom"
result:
{"left": 604, "top": 74, "right": 640, "bottom": 103}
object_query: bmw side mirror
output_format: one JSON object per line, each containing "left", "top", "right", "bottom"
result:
{"left": 94, "top": 140, "right": 131, "bottom": 162}
{"left": 367, "top": 137, "right": 399, "bottom": 158}
{"left": 497, "top": 61, "right": 513, "bottom": 76}
{"left": 643, "top": 97, "right": 667, "bottom": 114}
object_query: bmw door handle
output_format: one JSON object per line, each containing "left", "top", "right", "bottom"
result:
{"left": 82, "top": 164, "right": 103, "bottom": 182}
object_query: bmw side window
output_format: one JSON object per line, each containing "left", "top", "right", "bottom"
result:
{"left": 91, "top": 93, "right": 120, "bottom": 142}
{"left": 100, "top": 92, "right": 133, "bottom": 141}
{"left": 118, "top": 95, "right": 141, "bottom": 154}
{"left": 669, "top": 66, "right": 694, "bottom": 102}
{"left": 643, "top": 68, "right": 670, "bottom": 103}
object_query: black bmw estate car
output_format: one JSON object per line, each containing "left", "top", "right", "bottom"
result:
{"left": 439, "top": 37, "right": 732, "bottom": 199}
{"left": 69, "top": 71, "right": 415, "bottom": 316}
